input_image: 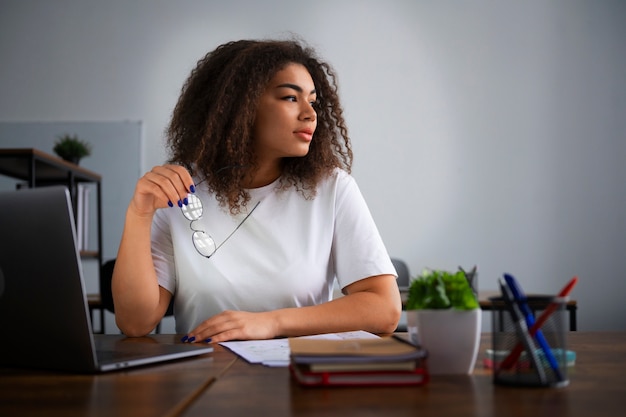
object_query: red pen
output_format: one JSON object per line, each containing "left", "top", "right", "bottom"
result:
{"left": 497, "top": 276, "right": 578, "bottom": 372}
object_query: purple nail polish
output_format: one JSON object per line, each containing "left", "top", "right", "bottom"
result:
{"left": 181, "top": 335, "right": 189, "bottom": 342}
{"left": 168, "top": 201, "right": 174, "bottom": 208}
{"left": 204, "top": 338, "right": 212, "bottom": 343}
{"left": 177, "top": 200, "right": 183, "bottom": 208}
{"left": 183, "top": 197, "right": 188, "bottom": 205}
{"left": 190, "top": 185, "right": 196, "bottom": 193}
{"left": 188, "top": 336, "right": 196, "bottom": 343}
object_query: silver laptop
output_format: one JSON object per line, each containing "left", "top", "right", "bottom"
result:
{"left": 0, "top": 186, "right": 212, "bottom": 372}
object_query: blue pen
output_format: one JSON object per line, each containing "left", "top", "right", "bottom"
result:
{"left": 498, "top": 278, "right": 547, "bottom": 384}
{"left": 503, "top": 273, "right": 564, "bottom": 382}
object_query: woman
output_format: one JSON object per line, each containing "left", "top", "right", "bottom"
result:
{"left": 112, "top": 38, "right": 401, "bottom": 343}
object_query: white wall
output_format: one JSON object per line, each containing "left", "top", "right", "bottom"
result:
{"left": 1, "top": 0, "right": 624, "bottom": 331}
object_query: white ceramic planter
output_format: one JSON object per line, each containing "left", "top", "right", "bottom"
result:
{"left": 406, "top": 308, "right": 482, "bottom": 375}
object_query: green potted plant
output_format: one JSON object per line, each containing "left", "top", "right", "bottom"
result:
{"left": 53, "top": 134, "right": 92, "bottom": 165}
{"left": 406, "top": 267, "right": 481, "bottom": 374}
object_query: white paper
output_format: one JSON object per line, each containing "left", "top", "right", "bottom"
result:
{"left": 219, "top": 330, "right": 379, "bottom": 367}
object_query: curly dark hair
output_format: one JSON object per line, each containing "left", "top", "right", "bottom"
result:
{"left": 166, "top": 38, "right": 352, "bottom": 213}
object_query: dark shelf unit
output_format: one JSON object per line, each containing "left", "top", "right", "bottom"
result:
{"left": 0, "top": 148, "right": 104, "bottom": 330}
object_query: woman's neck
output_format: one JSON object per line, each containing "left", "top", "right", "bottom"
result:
{"left": 245, "top": 162, "right": 282, "bottom": 189}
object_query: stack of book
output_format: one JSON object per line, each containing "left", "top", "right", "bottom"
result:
{"left": 75, "top": 183, "right": 91, "bottom": 251}
{"left": 288, "top": 335, "right": 428, "bottom": 386}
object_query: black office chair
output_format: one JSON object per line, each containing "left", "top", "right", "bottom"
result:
{"left": 100, "top": 259, "right": 174, "bottom": 333}
{"left": 391, "top": 258, "right": 410, "bottom": 332}
{"left": 391, "top": 258, "right": 410, "bottom": 290}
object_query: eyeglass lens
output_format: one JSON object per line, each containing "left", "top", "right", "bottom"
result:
{"left": 181, "top": 194, "right": 203, "bottom": 221}
{"left": 192, "top": 230, "right": 217, "bottom": 257}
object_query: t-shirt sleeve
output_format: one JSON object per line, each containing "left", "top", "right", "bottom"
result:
{"left": 151, "top": 209, "right": 177, "bottom": 295}
{"left": 332, "top": 172, "right": 397, "bottom": 291}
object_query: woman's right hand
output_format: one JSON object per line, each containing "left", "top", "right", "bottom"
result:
{"left": 129, "top": 164, "right": 196, "bottom": 217}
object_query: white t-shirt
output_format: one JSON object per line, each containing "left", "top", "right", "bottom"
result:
{"left": 151, "top": 169, "right": 396, "bottom": 333}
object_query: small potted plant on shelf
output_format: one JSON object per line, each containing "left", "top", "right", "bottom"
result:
{"left": 406, "top": 267, "right": 481, "bottom": 375}
{"left": 53, "top": 134, "right": 92, "bottom": 165}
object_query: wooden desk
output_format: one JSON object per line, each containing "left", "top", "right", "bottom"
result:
{"left": 0, "top": 335, "right": 234, "bottom": 417}
{"left": 400, "top": 290, "right": 579, "bottom": 331}
{"left": 477, "top": 290, "right": 578, "bottom": 331}
{"left": 186, "top": 332, "right": 625, "bottom": 417}
{"left": 1, "top": 333, "right": 624, "bottom": 417}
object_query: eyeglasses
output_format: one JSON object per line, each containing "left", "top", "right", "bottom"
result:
{"left": 180, "top": 193, "right": 260, "bottom": 258}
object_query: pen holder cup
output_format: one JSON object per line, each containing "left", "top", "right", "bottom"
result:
{"left": 489, "top": 295, "right": 569, "bottom": 388}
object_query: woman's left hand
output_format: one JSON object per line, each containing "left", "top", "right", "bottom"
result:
{"left": 183, "top": 310, "right": 279, "bottom": 344}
